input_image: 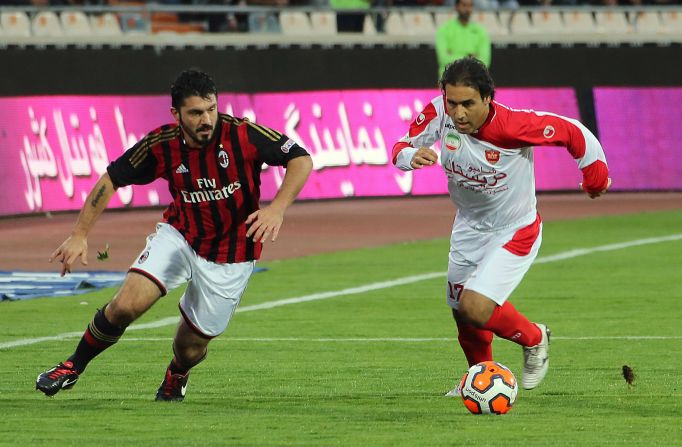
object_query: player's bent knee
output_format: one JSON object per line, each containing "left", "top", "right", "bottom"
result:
{"left": 458, "top": 291, "right": 495, "bottom": 327}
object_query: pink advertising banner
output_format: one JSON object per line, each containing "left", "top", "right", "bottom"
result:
{"left": 594, "top": 87, "right": 682, "bottom": 190}
{"left": 0, "top": 87, "right": 614, "bottom": 216}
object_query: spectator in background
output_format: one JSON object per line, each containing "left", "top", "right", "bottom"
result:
{"left": 435, "top": 0, "right": 491, "bottom": 76}
{"left": 330, "top": 0, "right": 370, "bottom": 32}
{"left": 246, "top": 0, "right": 288, "bottom": 33}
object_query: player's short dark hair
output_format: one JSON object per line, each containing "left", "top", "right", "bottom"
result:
{"left": 439, "top": 57, "right": 495, "bottom": 100}
{"left": 171, "top": 69, "right": 218, "bottom": 109}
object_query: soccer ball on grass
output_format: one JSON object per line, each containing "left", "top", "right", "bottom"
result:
{"left": 460, "top": 361, "right": 518, "bottom": 415}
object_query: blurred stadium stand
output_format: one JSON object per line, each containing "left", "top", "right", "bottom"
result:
{"left": 0, "top": 2, "right": 679, "bottom": 46}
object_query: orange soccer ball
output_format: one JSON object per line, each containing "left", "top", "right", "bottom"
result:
{"left": 460, "top": 361, "right": 518, "bottom": 415}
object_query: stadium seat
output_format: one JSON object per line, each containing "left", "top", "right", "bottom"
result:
{"left": 310, "top": 11, "right": 336, "bottom": 35}
{"left": 633, "top": 11, "right": 662, "bottom": 35}
{"left": 60, "top": 11, "right": 92, "bottom": 36}
{"left": 434, "top": 11, "right": 455, "bottom": 28}
{"left": 90, "top": 13, "right": 122, "bottom": 36}
{"left": 475, "top": 10, "right": 508, "bottom": 37}
{"left": 402, "top": 12, "right": 436, "bottom": 36}
{"left": 1, "top": 11, "right": 31, "bottom": 37}
{"left": 362, "top": 13, "right": 377, "bottom": 35}
{"left": 531, "top": 10, "right": 565, "bottom": 34}
{"left": 660, "top": 10, "right": 682, "bottom": 35}
{"left": 563, "top": 10, "right": 596, "bottom": 34}
{"left": 595, "top": 10, "right": 631, "bottom": 34}
{"left": 32, "top": 11, "right": 63, "bottom": 37}
{"left": 509, "top": 10, "right": 535, "bottom": 35}
{"left": 280, "top": 11, "right": 313, "bottom": 35}
{"left": 383, "top": 11, "right": 405, "bottom": 35}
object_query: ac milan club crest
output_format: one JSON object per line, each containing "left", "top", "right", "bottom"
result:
{"left": 138, "top": 250, "right": 149, "bottom": 264}
{"left": 218, "top": 150, "right": 229, "bottom": 168}
{"left": 485, "top": 149, "right": 500, "bottom": 165}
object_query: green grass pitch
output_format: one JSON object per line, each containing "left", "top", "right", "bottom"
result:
{"left": 1, "top": 210, "right": 681, "bottom": 446}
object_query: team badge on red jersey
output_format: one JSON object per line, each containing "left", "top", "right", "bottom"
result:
{"left": 485, "top": 149, "right": 500, "bottom": 165}
{"left": 543, "top": 125, "right": 555, "bottom": 139}
{"left": 218, "top": 150, "right": 229, "bottom": 168}
{"left": 409, "top": 103, "right": 437, "bottom": 137}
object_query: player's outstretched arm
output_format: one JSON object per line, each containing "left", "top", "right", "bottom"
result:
{"left": 246, "top": 155, "right": 313, "bottom": 243}
{"left": 49, "top": 173, "right": 116, "bottom": 276}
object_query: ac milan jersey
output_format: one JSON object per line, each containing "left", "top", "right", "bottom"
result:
{"left": 393, "top": 97, "right": 609, "bottom": 231}
{"left": 107, "top": 113, "right": 309, "bottom": 263}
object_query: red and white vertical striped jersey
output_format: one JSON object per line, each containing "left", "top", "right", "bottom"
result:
{"left": 107, "top": 113, "right": 309, "bottom": 264}
{"left": 392, "top": 97, "right": 609, "bottom": 231}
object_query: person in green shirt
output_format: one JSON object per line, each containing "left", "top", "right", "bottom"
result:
{"left": 435, "top": 0, "right": 492, "bottom": 75}
{"left": 330, "top": 0, "right": 371, "bottom": 32}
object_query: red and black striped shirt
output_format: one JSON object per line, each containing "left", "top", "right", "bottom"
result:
{"left": 107, "top": 113, "right": 309, "bottom": 263}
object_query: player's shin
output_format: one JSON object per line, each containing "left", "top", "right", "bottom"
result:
{"left": 68, "top": 305, "right": 127, "bottom": 373}
{"left": 456, "top": 320, "right": 494, "bottom": 366}
{"left": 481, "top": 301, "right": 541, "bottom": 347}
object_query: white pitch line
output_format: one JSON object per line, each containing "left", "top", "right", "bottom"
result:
{"left": 110, "top": 336, "right": 682, "bottom": 342}
{"left": 1, "top": 233, "right": 681, "bottom": 351}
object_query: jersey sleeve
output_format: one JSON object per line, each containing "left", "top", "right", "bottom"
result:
{"left": 493, "top": 107, "right": 609, "bottom": 194}
{"left": 245, "top": 121, "right": 309, "bottom": 167}
{"left": 106, "top": 129, "right": 164, "bottom": 188}
{"left": 392, "top": 98, "right": 443, "bottom": 171}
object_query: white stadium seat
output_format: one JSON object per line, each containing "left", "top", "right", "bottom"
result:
{"left": 633, "top": 11, "right": 662, "bottom": 35}
{"left": 90, "top": 13, "right": 122, "bottom": 36}
{"left": 32, "top": 11, "right": 63, "bottom": 37}
{"left": 474, "top": 11, "right": 508, "bottom": 37}
{"left": 310, "top": 11, "right": 336, "bottom": 35}
{"left": 509, "top": 10, "right": 534, "bottom": 35}
{"left": 363, "top": 13, "right": 377, "bottom": 35}
{"left": 434, "top": 11, "right": 455, "bottom": 28}
{"left": 531, "top": 10, "right": 566, "bottom": 34}
{"left": 595, "top": 10, "right": 631, "bottom": 34}
{"left": 660, "top": 10, "right": 682, "bottom": 35}
{"left": 383, "top": 11, "right": 405, "bottom": 35}
{"left": 402, "top": 12, "right": 435, "bottom": 36}
{"left": 279, "top": 11, "right": 312, "bottom": 35}
{"left": 563, "top": 11, "right": 596, "bottom": 34}
{"left": 61, "top": 11, "right": 92, "bottom": 36}
{"left": 1, "top": 11, "right": 31, "bottom": 37}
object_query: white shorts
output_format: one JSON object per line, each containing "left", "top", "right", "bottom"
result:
{"left": 130, "top": 223, "right": 255, "bottom": 338}
{"left": 446, "top": 214, "right": 542, "bottom": 310}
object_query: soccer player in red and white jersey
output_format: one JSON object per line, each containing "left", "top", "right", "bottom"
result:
{"left": 36, "top": 70, "right": 313, "bottom": 401}
{"left": 392, "top": 57, "right": 610, "bottom": 393}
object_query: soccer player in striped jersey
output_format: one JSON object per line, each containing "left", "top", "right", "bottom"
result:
{"left": 392, "top": 57, "right": 610, "bottom": 393}
{"left": 36, "top": 70, "right": 312, "bottom": 401}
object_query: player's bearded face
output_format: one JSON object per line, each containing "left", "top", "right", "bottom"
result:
{"left": 443, "top": 84, "right": 491, "bottom": 135}
{"left": 173, "top": 94, "right": 218, "bottom": 148}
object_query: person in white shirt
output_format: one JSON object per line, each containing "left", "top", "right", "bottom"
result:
{"left": 392, "top": 56, "right": 611, "bottom": 393}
